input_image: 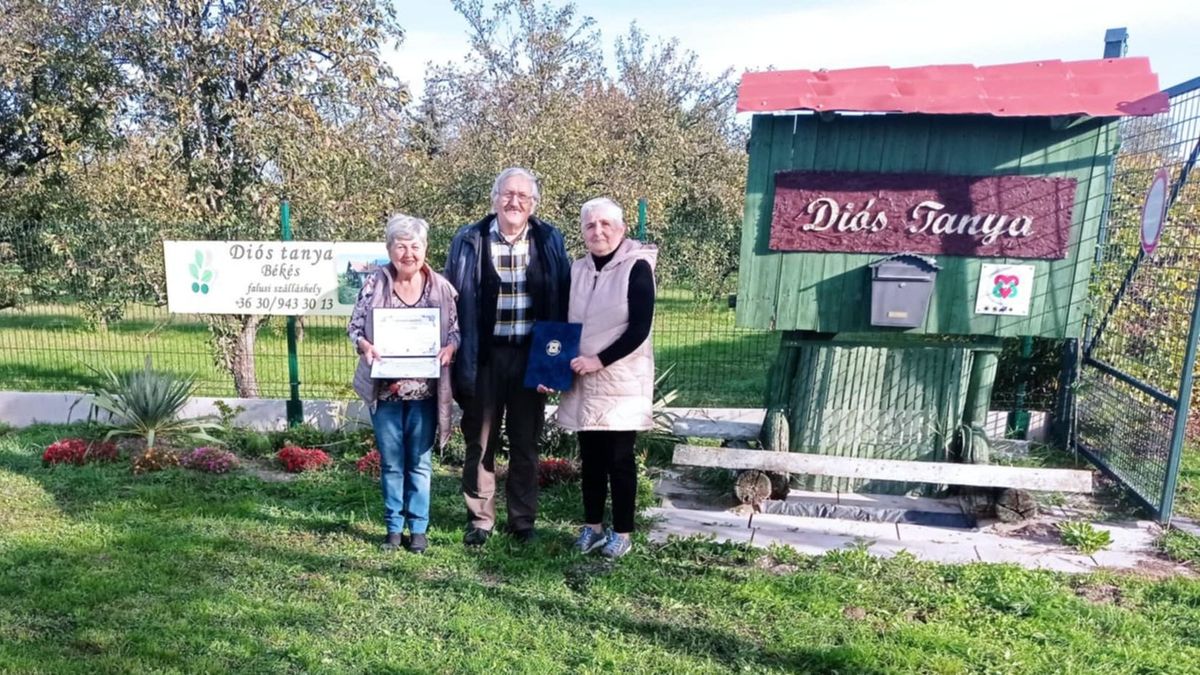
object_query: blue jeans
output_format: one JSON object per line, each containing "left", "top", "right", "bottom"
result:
{"left": 371, "top": 398, "right": 436, "bottom": 535}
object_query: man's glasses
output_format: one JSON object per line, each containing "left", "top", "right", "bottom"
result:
{"left": 499, "top": 191, "right": 536, "bottom": 205}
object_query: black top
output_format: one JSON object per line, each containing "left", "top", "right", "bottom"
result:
{"left": 590, "top": 249, "right": 655, "bottom": 367}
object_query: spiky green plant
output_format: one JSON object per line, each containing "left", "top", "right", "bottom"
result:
{"left": 1057, "top": 520, "right": 1113, "bottom": 555}
{"left": 86, "top": 358, "right": 221, "bottom": 449}
{"left": 637, "top": 365, "right": 685, "bottom": 467}
{"left": 652, "top": 364, "right": 680, "bottom": 433}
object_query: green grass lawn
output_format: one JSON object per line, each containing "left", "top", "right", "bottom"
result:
{"left": 0, "top": 289, "right": 775, "bottom": 407}
{"left": 3, "top": 424, "right": 1200, "bottom": 673}
{"left": 1176, "top": 446, "right": 1200, "bottom": 521}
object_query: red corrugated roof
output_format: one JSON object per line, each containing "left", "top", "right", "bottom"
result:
{"left": 737, "top": 57, "right": 1167, "bottom": 117}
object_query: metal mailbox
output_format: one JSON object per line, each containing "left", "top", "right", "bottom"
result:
{"left": 869, "top": 254, "right": 940, "bottom": 328}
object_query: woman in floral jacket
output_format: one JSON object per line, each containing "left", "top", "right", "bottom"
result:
{"left": 348, "top": 214, "right": 459, "bottom": 554}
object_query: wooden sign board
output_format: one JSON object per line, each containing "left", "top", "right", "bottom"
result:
{"left": 769, "top": 171, "right": 1078, "bottom": 259}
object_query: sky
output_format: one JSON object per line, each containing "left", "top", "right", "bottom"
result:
{"left": 388, "top": 0, "right": 1199, "bottom": 103}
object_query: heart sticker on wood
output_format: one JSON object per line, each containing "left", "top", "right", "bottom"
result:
{"left": 992, "top": 274, "right": 1019, "bottom": 300}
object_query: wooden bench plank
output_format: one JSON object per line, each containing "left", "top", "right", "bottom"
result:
{"left": 672, "top": 445, "right": 1093, "bottom": 493}
{"left": 671, "top": 418, "right": 761, "bottom": 440}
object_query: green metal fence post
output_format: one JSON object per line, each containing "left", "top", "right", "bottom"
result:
{"left": 280, "top": 200, "right": 303, "bottom": 427}
{"left": 1161, "top": 275, "right": 1200, "bottom": 522}
{"left": 637, "top": 198, "right": 647, "bottom": 242}
{"left": 1052, "top": 339, "right": 1078, "bottom": 448}
{"left": 1007, "top": 336, "right": 1032, "bottom": 439}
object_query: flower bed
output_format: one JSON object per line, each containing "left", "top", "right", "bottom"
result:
{"left": 277, "top": 445, "right": 332, "bottom": 473}
{"left": 42, "top": 438, "right": 119, "bottom": 466}
{"left": 180, "top": 447, "right": 240, "bottom": 474}
{"left": 356, "top": 449, "right": 381, "bottom": 477}
{"left": 538, "top": 457, "right": 580, "bottom": 487}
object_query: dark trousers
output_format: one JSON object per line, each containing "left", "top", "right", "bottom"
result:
{"left": 578, "top": 430, "right": 638, "bottom": 534}
{"left": 460, "top": 345, "right": 545, "bottom": 532}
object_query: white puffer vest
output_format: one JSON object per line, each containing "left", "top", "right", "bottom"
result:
{"left": 555, "top": 238, "right": 657, "bottom": 432}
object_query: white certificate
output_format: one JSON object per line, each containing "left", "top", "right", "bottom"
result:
{"left": 373, "top": 308, "right": 439, "bottom": 356}
{"left": 371, "top": 356, "right": 440, "bottom": 379}
{"left": 370, "top": 308, "right": 441, "bottom": 379}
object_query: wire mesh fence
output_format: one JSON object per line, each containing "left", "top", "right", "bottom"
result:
{"left": 0, "top": 224, "right": 779, "bottom": 407}
{"left": 1075, "top": 80, "right": 1200, "bottom": 514}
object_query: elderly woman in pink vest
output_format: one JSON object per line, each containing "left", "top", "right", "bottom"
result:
{"left": 348, "top": 214, "right": 459, "bottom": 554}
{"left": 554, "top": 197, "right": 657, "bottom": 559}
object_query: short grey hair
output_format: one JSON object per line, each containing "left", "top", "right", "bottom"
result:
{"left": 490, "top": 167, "right": 541, "bottom": 205}
{"left": 580, "top": 197, "right": 625, "bottom": 228}
{"left": 384, "top": 214, "right": 429, "bottom": 249}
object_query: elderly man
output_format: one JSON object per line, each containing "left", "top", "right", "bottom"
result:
{"left": 445, "top": 167, "right": 571, "bottom": 546}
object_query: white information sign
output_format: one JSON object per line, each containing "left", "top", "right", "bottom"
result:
{"left": 974, "top": 263, "right": 1035, "bottom": 316}
{"left": 1140, "top": 168, "right": 1169, "bottom": 256}
{"left": 370, "top": 308, "right": 441, "bottom": 379}
{"left": 163, "top": 241, "right": 388, "bottom": 315}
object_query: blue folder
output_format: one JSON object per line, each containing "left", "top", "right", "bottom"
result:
{"left": 523, "top": 321, "right": 583, "bottom": 392}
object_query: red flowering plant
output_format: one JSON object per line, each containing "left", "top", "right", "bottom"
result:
{"left": 277, "top": 445, "right": 332, "bottom": 473}
{"left": 356, "top": 449, "right": 381, "bottom": 477}
{"left": 538, "top": 458, "right": 580, "bottom": 488}
{"left": 180, "top": 447, "right": 240, "bottom": 474}
{"left": 43, "top": 439, "right": 87, "bottom": 466}
{"left": 42, "top": 438, "right": 120, "bottom": 466}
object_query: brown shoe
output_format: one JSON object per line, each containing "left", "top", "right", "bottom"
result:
{"left": 409, "top": 533, "right": 428, "bottom": 554}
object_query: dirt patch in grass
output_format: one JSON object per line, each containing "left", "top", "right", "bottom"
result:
{"left": 753, "top": 554, "right": 799, "bottom": 576}
{"left": 563, "top": 560, "right": 610, "bottom": 593}
{"left": 1074, "top": 582, "right": 1123, "bottom": 605}
{"left": 1102, "top": 557, "right": 1196, "bottom": 580}
{"left": 478, "top": 571, "right": 506, "bottom": 588}
{"left": 842, "top": 606, "right": 868, "bottom": 621}
{"left": 243, "top": 461, "right": 297, "bottom": 483}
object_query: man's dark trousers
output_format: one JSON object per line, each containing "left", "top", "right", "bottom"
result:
{"left": 461, "top": 344, "right": 544, "bottom": 532}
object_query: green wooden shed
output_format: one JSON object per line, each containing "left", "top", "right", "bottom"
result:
{"left": 734, "top": 57, "right": 1167, "bottom": 493}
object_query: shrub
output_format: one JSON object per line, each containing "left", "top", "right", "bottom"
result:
{"left": 42, "top": 438, "right": 119, "bottom": 466}
{"left": 538, "top": 457, "right": 580, "bottom": 487}
{"left": 277, "top": 445, "right": 332, "bottom": 473}
{"left": 225, "top": 429, "right": 274, "bottom": 457}
{"left": 132, "top": 447, "right": 180, "bottom": 475}
{"left": 180, "top": 447, "right": 240, "bottom": 474}
{"left": 43, "top": 439, "right": 88, "bottom": 466}
{"left": 538, "top": 420, "right": 578, "bottom": 459}
{"left": 356, "top": 449, "right": 381, "bottom": 477}
{"left": 269, "top": 425, "right": 336, "bottom": 452}
{"left": 85, "top": 440, "right": 120, "bottom": 463}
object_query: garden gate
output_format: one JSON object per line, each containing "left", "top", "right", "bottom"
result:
{"left": 1074, "top": 76, "right": 1200, "bottom": 522}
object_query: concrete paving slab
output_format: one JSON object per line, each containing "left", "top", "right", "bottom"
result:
{"left": 647, "top": 473, "right": 1187, "bottom": 574}
{"left": 872, "top": 541, "right": 984, "bottom": 564}
{"left": 971, "top": 546, "right": 1097, "bottom": 573}
{"left": 647, "top": 504, "right": 1175, "bottom": 573}
{"left": 1172, "top": 518, "right": 1200, "bottom": 538}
